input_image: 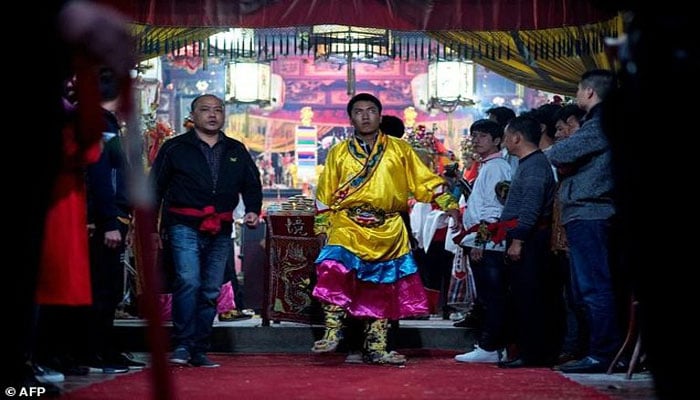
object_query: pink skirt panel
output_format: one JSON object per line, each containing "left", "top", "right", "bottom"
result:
{"left": 312, "top": 259, "right": 429, "bottom": 319}
{"left": 160, "top": 281, "right": 236, "bottom": 320}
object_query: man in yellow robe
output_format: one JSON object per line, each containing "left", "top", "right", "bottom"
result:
{"left": 311, "top": 93, "right": 461, "bottom": 365}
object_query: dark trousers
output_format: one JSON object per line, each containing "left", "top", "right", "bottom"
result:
{"left": 417, "top": 241, "right": 454, "bottom": 314}
{"left": 565, "top": 219, "right": 622, "bottom": 363}
{"left": 85, "top": 221, "right": 129, "bottom": 361}
{"left": 34, "top": 305, "right": 89, "bottom": 367}
{"left": 555, "top": 251, "right": 588, "bottom": 357}
{"left": 508, "top": 228, "right": 563, "bottom": 365}
{"left": 469, "top": 249, "right": 510, "bottom": 351}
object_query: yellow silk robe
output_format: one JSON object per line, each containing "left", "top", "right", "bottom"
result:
{"left": 315, "top": 133, "right": 446, "bottom": 262}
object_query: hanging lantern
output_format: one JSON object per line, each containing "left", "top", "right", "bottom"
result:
{"left": 226, "top": 61, "right": 272, "bottom": 106}
{"left": 309, "top": 25, "right": 392, "bottom": 64}
{"left": 426, "top": 60, "right": 476, "bottom": 113}
{"left": 306, "top": 25, "right": 393, "bottom": 96}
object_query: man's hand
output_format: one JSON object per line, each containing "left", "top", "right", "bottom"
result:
{"left": 104, "top": 229, "right": 122, "bottom": 249}
{"left": 470, "top": 247, "right": 484, "bottom": 263}
{"left": 506, "top": 239, "right": 523, "bottom": 262}
{"left": 447, "top": 208, "right": 463, "bottom": 233}
{"left": 244, "top": 212, "right": 259, "bottom": 229}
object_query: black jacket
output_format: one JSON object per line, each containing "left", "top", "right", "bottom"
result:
{"left": 86, "top": 110, "right": 130, "bottom": 231}
{"left": 150, "top": 130, "right": 262, "bottom": 234}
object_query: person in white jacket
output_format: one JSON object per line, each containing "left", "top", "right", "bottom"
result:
{"left": 454, "top": 119, "right": 512, "bottom": 363}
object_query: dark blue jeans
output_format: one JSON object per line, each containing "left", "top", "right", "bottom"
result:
{"left": 169, "top": 224, "right": 230, "bottom": 354}
{"left": 555, "top": 251, "right": 588, "bottom": 357}
{"left": 564, "top": 219, "right": 622, "bottom": 363}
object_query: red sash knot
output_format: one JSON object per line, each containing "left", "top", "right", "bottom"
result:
{"left": 169, "top": 206, "right": 233, "bottom": 235}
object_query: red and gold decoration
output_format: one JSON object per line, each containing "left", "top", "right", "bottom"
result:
{"left": 264, "top": 211, "right": 323, "bottom": 324}
{"left": 146, "top": 119, "right": 174, "bottom": 165}
{"left": 406, "top": 124, "right": 454, "bottom": 175}
{"left": 460, "top": 133, "right": 479, "bottom": 183}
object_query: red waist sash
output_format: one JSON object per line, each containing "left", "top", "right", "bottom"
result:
{"left": 169, "top": 206, "right": 232, "bottom": 235}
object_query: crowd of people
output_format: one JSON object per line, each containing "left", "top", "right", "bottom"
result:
{"left": 310, "top": 76, "right": 626, "bottom": 373}
{"left": 9, "top": 1, "right": 686, "bottom": 398}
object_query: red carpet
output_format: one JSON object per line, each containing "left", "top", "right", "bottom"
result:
{"left": 63, "top": 350, "right": 610, "bottom": 400}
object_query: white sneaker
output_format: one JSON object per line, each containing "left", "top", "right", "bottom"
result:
{"left": 33, "top": 364, "right": 65, "bottom": 383}
{"left": 454, "top": 345, "right": 504, "bottom": 363}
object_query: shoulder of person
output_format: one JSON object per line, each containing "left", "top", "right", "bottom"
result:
{"left": 488, "top": 155, "right": 510, "bottom": 166}
{"left": 389, "top": 137, "right": 412, "bottom": 149}
{"left": 222, "top": 134, "right": 245, "bottom": 145}
{"left": 222, "top": 135, "right": 253, "bottom": 153}
{"left": 327, "top": 138, "right": 351, "bottom": 153}
{"left": 577, "top": 114, "right": 604, "bottom": 134}
{"left": 391, "top": 138, "right": 424, "bottom": 157}
{"left": 156, "top": 132, "right": 193, "bottom": 157}
{"left": 166, "top": 130, "right": 195, "bottom": 143}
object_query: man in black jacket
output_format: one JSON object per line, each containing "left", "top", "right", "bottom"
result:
{"left": 150, "top": 94, "right": 262, "bottom": 368}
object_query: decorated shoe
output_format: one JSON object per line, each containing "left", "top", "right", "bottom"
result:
{"left": 363, "top": 351, "right": 407, "bottom": 366}
{"left": 219, "top": 310, "right": 253, "bottom": 322}
{"left": 311, "top": 324, "right": 343, "bottom": 353}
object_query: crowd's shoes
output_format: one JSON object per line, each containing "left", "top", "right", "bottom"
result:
{"left": 498, "top": 358, "right": 532, "bottom": 368}
{"left": 554, "top": 356, "right": 606, "bottom": 373}
{"left": 32, "top": 363, "right": 65, "bottom": 383}
{"left": 553, "top": 356, "right": 610, "bottom": 374}
{"left": 111, "top": 353, "right": 146, "bottom": 370}
{"left": 218, "top": 309, "right": 253, "bottom": 322}
{"left": 189, "top": 353, "right": 220, "bottom": 368}
{"left": 82, "top": 356, "right": 129, "bottom": 374}
{"left": 15, "top": 364, "right": 61, "bottom": 397}
{"left": 169, "top": 347, "right": 219, "bottom": 367}
{"left": 114, "top": 309, "right": 139, "bottom": 319}
{"left": 452, "top": 311, "right": 482, "bottom": 328}
{"left": 454, "top": 345, "right": 505, "bottom": 363}
{"left": 556, "top": 351, "right": 580, "bottom": 365}
{"left": 43, "top": 356, "right": 89, "bottom": 376}
{"left": 555, "top": 355, "right": 636, "bottom": 374}
{"left": 169, "top": 347, "right": 191, "bottom": 365}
